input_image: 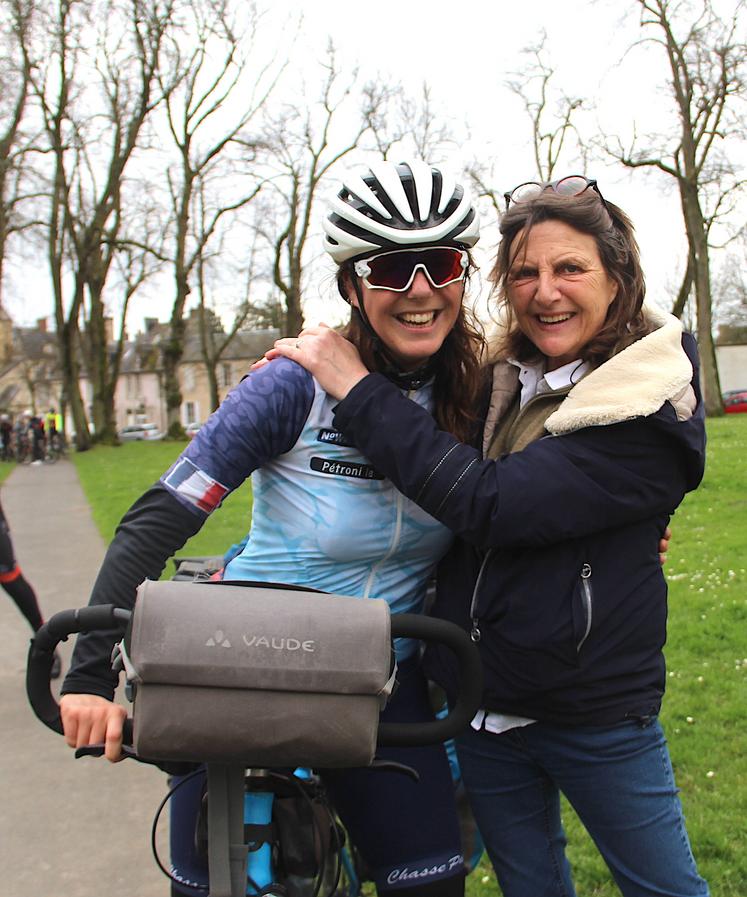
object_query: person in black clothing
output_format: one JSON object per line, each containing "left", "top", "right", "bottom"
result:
{"left": 0, "top": 415, "right": 12, "bottom": 461}
{"left": 0, "top": 499, "right": 61, "bottom": 677}
{"left": 28, "top": 412, "right": 45, "bottom": 463}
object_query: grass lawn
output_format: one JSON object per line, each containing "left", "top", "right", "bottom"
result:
{"left": 70, "top": 440, "right": 252, "bottom": 573}
{"left": 0, "top": 462, "right": 14, "bottom": 487}
{"left": 69, "top": 418, "right": 747, "bottom": 895}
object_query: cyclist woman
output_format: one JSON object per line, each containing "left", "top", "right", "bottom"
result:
{"left": 60, "top": 160, "right": 483, "bottom": 897}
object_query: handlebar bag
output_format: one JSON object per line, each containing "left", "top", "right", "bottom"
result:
{"left": 119, "top": 579, "right": 394, "bottom": 768}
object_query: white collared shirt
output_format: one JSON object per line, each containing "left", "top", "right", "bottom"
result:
{"left": 510, "top": 357, "right": 590, "bottom": 408}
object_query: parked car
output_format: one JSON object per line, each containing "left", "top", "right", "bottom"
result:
{"left": 724, "top": 391, "right": 747, "bottom": 414}
{"left": 118, "top": 423, "right": 164, "bottom": 441}
{"left": 185, "top": 421, "right": 202, "bottom": 439}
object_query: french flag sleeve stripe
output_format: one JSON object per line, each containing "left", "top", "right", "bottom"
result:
{"left": 163, "top": 457, "right": 229, "bottom": 514}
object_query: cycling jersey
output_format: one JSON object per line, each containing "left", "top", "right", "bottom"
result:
{"left": 163, "top": 357, "right": 453, "bottom": 657}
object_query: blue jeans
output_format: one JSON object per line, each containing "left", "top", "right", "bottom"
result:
{"left": 456, "top": 718, "right": 709, "bottom": 897}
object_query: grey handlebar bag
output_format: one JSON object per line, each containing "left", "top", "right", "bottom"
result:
{"left": 118, "top": 579, "right": 395, "bottom": 768}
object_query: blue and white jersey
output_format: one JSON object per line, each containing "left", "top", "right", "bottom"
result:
{"left": 161, "top": 358, "right": 453, "bottom": 657}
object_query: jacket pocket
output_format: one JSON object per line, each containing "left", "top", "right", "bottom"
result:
{"left": 572, "top": 563, "right": 593, "bottom": 654}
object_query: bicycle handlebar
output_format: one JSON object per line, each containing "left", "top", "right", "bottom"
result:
{"left": 379, "top": 613, "right": 482, "bottom": 746}
{"left": 27, "top": 604, "right": 482, "bottom": 759}
{"left": 26, "top": 605, "right": 133, "bottom": 739}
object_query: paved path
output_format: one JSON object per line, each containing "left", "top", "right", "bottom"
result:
{"left": 0, "top": 460, "right": 168, "bottom": 896}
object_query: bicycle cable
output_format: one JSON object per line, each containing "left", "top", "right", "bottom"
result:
{"left": 150, "top": 767, "right": 210, "bottom": 892}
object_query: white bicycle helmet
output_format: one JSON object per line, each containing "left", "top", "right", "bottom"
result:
{"left": 323, "top": 160, "right": 480, "bottom": 263}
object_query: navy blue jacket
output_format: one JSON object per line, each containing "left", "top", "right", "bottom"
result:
{"left": 330, "top": 319, "right": 706, "bottom": 725}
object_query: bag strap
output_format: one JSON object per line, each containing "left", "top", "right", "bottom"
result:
{"left": 206, "top": 763, "right": 250, "bottom": 897}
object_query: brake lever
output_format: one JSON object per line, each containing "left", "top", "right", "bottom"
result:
{"left": 74, "top": 743, "right": 198, "bottom": 776}
{"left": 74, "top": 743, "right": 140, "bottom": 761}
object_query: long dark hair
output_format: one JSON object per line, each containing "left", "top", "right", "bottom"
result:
{"left": 490, "top": 192, "right": 650, "bottom": 366}
{"left": 336, "top": 260, "right": 487, "bottom": 444}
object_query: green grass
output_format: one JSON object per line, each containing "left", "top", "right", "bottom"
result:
{"left": 69, "top": 440, "right": 253, "bottom": 572}
{"left": 69, "top": 420, "right": 747, "bottom": 895}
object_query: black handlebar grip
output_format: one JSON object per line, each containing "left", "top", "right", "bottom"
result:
{"left": 377, "top": 614, "right": 483, "bottom": 747}
{"left": 26, "top": 605, "right": 132, "bottom": 737}
{"left": 26, "top": 642, "right": 65, "bottom": 734}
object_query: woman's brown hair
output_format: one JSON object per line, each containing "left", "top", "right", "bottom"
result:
{"left": 490, "top": 191, "right": 650, "bottom": 366}
{"left": 336, "top": 260, "right": 487, "bottom": 444}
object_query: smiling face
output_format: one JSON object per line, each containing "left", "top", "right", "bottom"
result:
{"left": 506, "top": 220, "right": 619, "bottom": 371}
{"left": 347, "top": 271, "right": 464, "bottom": 371}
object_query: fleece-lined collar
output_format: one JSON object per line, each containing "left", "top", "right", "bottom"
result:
{"left": 546, "top": 306, "right": 694, "bottom": 435}
{"left": 483, "top": 306, "right": 695, "bottom": 449}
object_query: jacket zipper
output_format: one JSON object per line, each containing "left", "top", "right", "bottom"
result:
{"left": 469, "top": 548, "right": 493, "bottom": 642}
{"left": 577, "top": 563, "right": 593, "bottom": 651}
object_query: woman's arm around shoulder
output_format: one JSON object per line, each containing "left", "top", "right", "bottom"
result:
{"left": 331, "top": 373, "right": 698, "bottom": 550}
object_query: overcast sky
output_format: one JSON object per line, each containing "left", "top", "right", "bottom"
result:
{"left": 6, "top": 0, "right": 745, "bottom": 332}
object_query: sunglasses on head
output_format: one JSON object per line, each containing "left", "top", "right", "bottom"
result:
{"left": 353, "top": 246, "right": 468, "bottom": 292}
{"left": 503, "top": 175, "right": 606, "bottom": 210}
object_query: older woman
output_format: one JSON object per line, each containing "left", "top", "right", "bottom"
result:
{"left": 268, "top": 177, "right": 709, "bottom": 896}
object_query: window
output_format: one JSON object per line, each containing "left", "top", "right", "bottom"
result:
{"left": 184, "top": 402, "right": 196, "bottom": 425}
{"left": 222, "top": 364, "right": 232, "bottom": 388}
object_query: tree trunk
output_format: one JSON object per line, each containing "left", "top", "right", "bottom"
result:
{"left": 163, "top": 313, "right": 187, "bottom": 436}
{"left": 693, "top": 234, "right": 723, "bottom": 417}
{"left": 207, "top": 363, "right": 219, "bottom": 412}
{"left": 59, "top": 320, "right": 91, "bottom": 451}
{"left": 671, "top": 252, "right": 694, "bottom": 320}
{"left": 680, "top": 182, "right": 723, "bottom": 416}
{"left": 86, "top": 273, "right": 119, "bottom": 444}
{"left": 284, "top": 282, "right": 303, "bottom": 336}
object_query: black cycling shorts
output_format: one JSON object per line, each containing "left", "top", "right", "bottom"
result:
{"left": 0, "top": 503, "right": 19, "bottom": 580}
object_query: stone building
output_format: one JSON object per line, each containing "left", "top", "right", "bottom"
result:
{"left": 0, "top": 307, "right": 279, "bottom": 435}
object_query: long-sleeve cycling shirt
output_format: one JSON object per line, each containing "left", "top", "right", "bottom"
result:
{"left": 62, "top": 357, "right": 452, "bottom": 700}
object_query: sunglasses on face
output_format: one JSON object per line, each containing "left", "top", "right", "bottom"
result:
{"left": 503, "top": 175, "right": 606, "bottom": 210}
{"left": 353, "top": 246, "right": 468, "bottom": 292}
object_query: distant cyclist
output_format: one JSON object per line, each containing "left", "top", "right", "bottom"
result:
{"left": 44, "top": 408, "right": 61, "bottom": 451}
{"left": 13, "top": 411, "right": 31, "bottom": 462}
{"left": 60, "top": 160, "right": 484, "bottom": 897}
{"left": 0, "top": 498, "right": 61, "bottom": 677}
{"left": 28, "top": 410, "right": 45, "bottom": 464}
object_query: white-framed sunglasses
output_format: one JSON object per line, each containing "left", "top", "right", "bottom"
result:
{"left": 353, "top": 246, "right": 468, "bottom": 292}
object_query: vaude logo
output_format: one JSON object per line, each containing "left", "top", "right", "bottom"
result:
{"left": 242, "top": 634, "right": 315, "bottom": 653}
{"left": 205, "top": 629, "right": 231, "bottom": 648}
{"left": 204, "top": 629, "right": 316, "bottom": 652}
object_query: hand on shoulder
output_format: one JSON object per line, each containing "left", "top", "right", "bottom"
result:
{"left": 259, "top": 323, "right": 369, "bottom": 399}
